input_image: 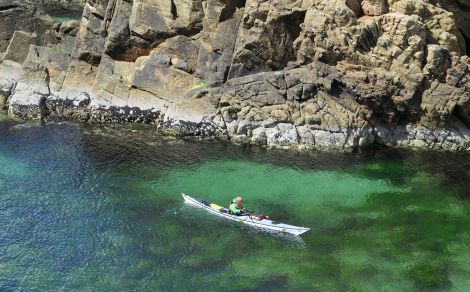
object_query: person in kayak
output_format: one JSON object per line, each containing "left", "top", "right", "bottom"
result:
{"left": 229, "top": 196, "right": 246, "bottom": 215}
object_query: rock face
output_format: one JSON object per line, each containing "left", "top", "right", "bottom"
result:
{"left": 25, "top": 0, "right": 84, "bottom": 3}
{"left": 1, "top": 0, "right": 469, "bottom": 151}
{"left": 0, "top": 1, "right": 54, "bottom": 52}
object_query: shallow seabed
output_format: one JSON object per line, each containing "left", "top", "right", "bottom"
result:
{"left": 0, "top": 114, "right": 469, "bottom": 291}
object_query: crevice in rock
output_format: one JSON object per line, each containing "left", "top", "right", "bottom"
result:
{"left": 0, "top": 3, "right": 17, "bottom": 11}
{"left": 91, "top": 12, "right": 105, "bottom": 21}
{"left": 219, "top": 0, "right": 246, "bottom": 23}
{"left": 453, "top": 103, "right": 470, "bottom": 128}
{"left": 223, "top": 65, "right": 230, "bottom": 84}
{"left": 405, "top": 80, "right": 428, "bottom": 125}
{"left": 77, "top": 51, "right": 102, "bottom": 66}
{"left": 268, "top": 10, "right": 306, "bottom": 70}
{"left": 171, "top": 0, "right": 178, "bottom": 20}
{"left": 39, "top": 96, "right": 47, "bottom": 119}
{"left": 110, "top": 46, "right": 153, "bottom": 62}
{"left": 328, "top": 79, "right": 345, "bottom": 98}
{"left": 345, "top": 0, "right": 364, "bottom": 18}
{"left": 460, "top": 29, "right": 470, "bottom": 56}
{"left": 278, "top": 10, "right": 306, "bottom": 46}
{"left": 174, "top": 25, "right": 203, "bottom": 38}
{"left": 356, "top": 22, "right": 379, "bottom": 53}
{"left": 130, "top": 29, "right": 162, "bottom": 43}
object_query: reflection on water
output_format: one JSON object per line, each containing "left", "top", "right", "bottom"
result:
{"left": 0, "top": 115, "right": 470, "bottom": 290}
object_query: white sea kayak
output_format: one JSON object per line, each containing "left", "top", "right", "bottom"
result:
{"left": 182, "top": 193, "right": 310, "bottom": 236}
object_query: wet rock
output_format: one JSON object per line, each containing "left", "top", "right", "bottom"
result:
{"left": 266, "top": 123, "right": 299, "bottom": 148}
{"left": 297, "top": 126, "right": 315, "bottom": 146}
{"left": 0, "top": 77, "right": 16, "bottom": 109}
{"left": 251, "top": 127, "right": 267, "bottom": 145}
{"left": 226, "top": 120, "right": 239, "bottom": 136}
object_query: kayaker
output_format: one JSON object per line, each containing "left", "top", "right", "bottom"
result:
{"left": 229, "top": 196, "right": 245, "bottom": 215}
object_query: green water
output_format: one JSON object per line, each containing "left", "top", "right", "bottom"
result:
{"left": 43, "top": 8, "right": 82, "bottom": 24}
{"left": 1, "top": 115, "right": 469, "bottom": 290}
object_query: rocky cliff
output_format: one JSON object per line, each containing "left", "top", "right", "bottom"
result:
{"left": 1, "top": 0, "right": 469, "bottom": 150}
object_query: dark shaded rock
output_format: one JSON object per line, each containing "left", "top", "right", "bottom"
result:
{"left": 0, "top": 2, "right": 53, "bottom": 52}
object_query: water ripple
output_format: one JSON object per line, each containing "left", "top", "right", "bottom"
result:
{"left": 1, "top": 117, "right": 470, "bottom": 290}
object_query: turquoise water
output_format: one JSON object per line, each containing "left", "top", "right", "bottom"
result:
{"left": 45, "top": 9, "right": 82, "bottom": 23}
{"left": 1, "top": 115, "right": 470, "bottom": 290}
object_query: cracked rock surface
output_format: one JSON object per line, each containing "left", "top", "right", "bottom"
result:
{"left": 0, "top": 0, "right": 469, "bottom": 150}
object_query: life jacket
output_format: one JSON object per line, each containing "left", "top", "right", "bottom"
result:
{"left": 228, "top": 198, "right": 242, "bottom": 215}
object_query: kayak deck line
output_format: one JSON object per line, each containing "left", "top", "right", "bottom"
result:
{"left": 182, "top": 193, "right": 310, "bottom": 236}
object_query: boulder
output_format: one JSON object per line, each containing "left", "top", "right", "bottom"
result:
{"left": 8, "top": 60, "right": 50, "bottom": 119}
{"left": 3, "top": 31, "right": 37, "bottom": 64}
{"left": 251, "top": 127, "right": 267, "bottom": 144}
{"left": 361, "top": 0, "right": 388, "bottom": 16}
{"left": 266, "top": 123, "right": 299, "bottom": 148}
{"left": 423, "top": 45, "right": 451, "bottom": 81}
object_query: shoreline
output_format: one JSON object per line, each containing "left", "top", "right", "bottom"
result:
{"left": 1, "top": 59, "right": 468, "bottom": 152}
{"left": 2, "top": 106, "right": 469, "bottom": 152}
{"left": 1, "top": 1, "right": 469, "bottom": 152}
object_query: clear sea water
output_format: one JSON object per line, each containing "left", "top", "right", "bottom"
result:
{"left": 45, "top": 8, "right": 83, "bottom": 24}
{"left": 1, "top": 114, "right": 469, "bottom": 291}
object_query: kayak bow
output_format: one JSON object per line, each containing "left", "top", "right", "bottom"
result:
{"left": 182, "top": 193, "right": 310, "bottom": 236}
